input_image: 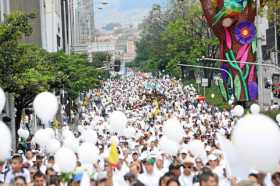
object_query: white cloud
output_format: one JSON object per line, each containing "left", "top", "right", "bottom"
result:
{"left": 95, "top": 6, "right": 149, "bottom": 28}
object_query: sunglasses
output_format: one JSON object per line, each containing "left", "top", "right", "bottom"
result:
{"left": 183, "top": 165, "right": 193, "bottom": 169}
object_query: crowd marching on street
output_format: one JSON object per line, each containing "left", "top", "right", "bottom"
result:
{"left": 2, "top": 72, "right": 280, "bottom": 186}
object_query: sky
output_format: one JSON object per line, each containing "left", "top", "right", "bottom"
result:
{"left": 94, "top": 0, "right": 167, "bottom": 29}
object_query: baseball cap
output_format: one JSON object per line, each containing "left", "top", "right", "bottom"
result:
{"left": 208, "top": 154, "right": 218, "bottom": 161}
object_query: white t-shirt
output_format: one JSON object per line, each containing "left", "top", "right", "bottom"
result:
{"left": 138, "top": 171, "right": 160, "bottom": 186}
{"left": 179, "top": 174, "right": 194, "bottom": 186}
{"left": 5, "top": 168, "right": 31, "bottom": 184}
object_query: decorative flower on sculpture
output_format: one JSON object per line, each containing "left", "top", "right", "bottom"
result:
{"left": 234, "top": 21, "right": 256, "bottom": 45}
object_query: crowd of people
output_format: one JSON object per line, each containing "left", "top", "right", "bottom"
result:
{"left": 3, "top": 72, "right": 280, "bottom": 186}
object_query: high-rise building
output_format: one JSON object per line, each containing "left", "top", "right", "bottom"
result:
{"left": 40, "top": 0, "right": 63, "bottom": 52}
{"left": 61, "top": 0, "right": 73, "bottom": 53}
{"left": 0, "top": 0, "right": 72, "bottom": 52}
{"left": 0, "top": 0, "right": 9, "bottom": 22}
{"left": 74, "top": 0, "right": 95, "bottom": 44}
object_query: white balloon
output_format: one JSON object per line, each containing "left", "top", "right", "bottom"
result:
{"left": 232, "top": 114, "right": 280, "bottom": 172}
{"left": 78, "top": 143, "right": 98, "bottom": 164}
{"left": 63, "top": 137, "right": 79, "bottom": 153}
{"left": 55, "top": 147, "right": 77, "bottom": 172}
{"left": 108, "top": 111, "right": 127, "bottom": 134}
{"left": 45, "top": 128, "right": 55, "bottom": 139}
{"left": 82, "top": 129, "right": 97, "bottom": 144}
{"left": 46, "top": 139, "right": 60, "bottom": 154}
{"left": 17, "top": 128, "right": 29, "bottom": 140}
{"left": 163, "top": 118, "right": 184, "bottom": 143}
{"left": 33, "top": 92, "right": 58, "bottom": 125}
{"left": 0, "top": 88, "right": 5, "bottom": 113}
{"left": 250, "top": 104, "right": 260, "bottom": 114}
{"left": 0, "top": 121, "right": 11, "bottom": 160}
{"left": 276, "top": 114, "right": 280, "bottom": 123}
{"left": 216, "top": 134, "right": 250, "bottom": 179}
{"left": 34, "top": 129, "right": 52, "bottom": 147}
{"left": 188, "top": 140, "right": 206, "bottom": 158}
{"left": 233, "top": 105, "right": 244, "bottom": 117}
{"left": 62, "top": 129, "right": 74, "bottom": 140}
{"left": 159, "top": 137, "right": 179, "bottom": 156}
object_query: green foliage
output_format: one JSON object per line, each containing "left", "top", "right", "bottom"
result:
{"left": 265, "top": 1, "right": 280, "bottom": 26}
{"left": 262, "top": 109, "right": 280, "bottom": 121}
{"left": 48, "top": 52, "right": 101, "bottom": 99}
{"left": 91, "top": 52, "right": 112, "bottom": 68}
{"left": 133, "top": 3, "right": 218, "bottom": 78}
{"left": 0, "top": 12, "right": 101, "bottom": 127}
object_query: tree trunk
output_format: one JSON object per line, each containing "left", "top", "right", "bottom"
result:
{"left": 200, "top": 0, "right": 257, "bottom": 101}
{"left": 15, "top": 106, "right": 23, "bottom": 147}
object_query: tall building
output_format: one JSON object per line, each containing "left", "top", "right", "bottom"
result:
{"left": 61, "top": 0, "right": 73, "bottom": 53}
{"left": 74, "top": 0, "right": 95, "bottom": 44}
{"left": 0, "top": 0, "right": 72, "bottom": 52}
{"left": 0, "top": 0, "right": 9, "bottom": 22}
{"left": 40, "top": 0, "right": 63, "bottom": 52}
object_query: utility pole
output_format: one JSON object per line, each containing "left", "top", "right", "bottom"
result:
{"left": 274, "top": 3, "right": 278, "bottom": 66}
{"left": 256, "top": 0, "right": 265, "bottom": 109}
{"left": 7, "top": 93, "right": 16, "bottom": 151}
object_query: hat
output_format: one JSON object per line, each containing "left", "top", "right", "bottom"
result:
{"left": 208, "top": 154, "right": 218, "bottom": 161}
{"left": 212, "top": 149, "right": 222, "bottom": 156}
{"left": 180, "top": 148, "right": 188, "bottom": 154}
{"left": 146, "top": 159, "right": 156, "bottom": 165}
{"left": 183, "top": 156, "right": 194, "bottom": 164}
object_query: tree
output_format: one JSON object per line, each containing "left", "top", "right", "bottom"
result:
{"left": 12, "top": 44, "right": 55, "bottom": 129}
{"left": 48, "top": 52, "right": 101, "bottom": 99}
{"left": 160, "top": 4, "right": 218, "bottom": 79}
{"left": 133, "top": 4, "right": 169, "bottom": 72}
{"left": 91, "top": 52, "right": 112, "bottom": 68}
{"left": 0, "top": 12, "right": 101, "bottom": 135}
{"left": 0, "top": 12, "right": 34, "bottom": 91}
{"left": 133, "top": 3, "right": 218, "bottom": 80}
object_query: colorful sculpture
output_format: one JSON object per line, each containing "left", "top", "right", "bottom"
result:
{"left": 200, "top": 0, "right": 257, "bottom": 101}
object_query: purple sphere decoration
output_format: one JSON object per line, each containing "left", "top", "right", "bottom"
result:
{"left": 248, "top": 81, "right": 258, "bottom": 100}
{"left": 234, "top": 21, "right": 256, "bottom": 45}
{"left": 220, "top": 64, "right": 229, "bottom": 81}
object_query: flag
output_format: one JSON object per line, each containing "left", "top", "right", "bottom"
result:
{"left": 108, "top": 143, "right": 119, "bottom": 168}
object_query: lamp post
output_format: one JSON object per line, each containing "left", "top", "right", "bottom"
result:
{"left": 178, "top": 63, "right": 234, "bottom": 103}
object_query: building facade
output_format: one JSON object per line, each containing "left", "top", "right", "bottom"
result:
{"left": 74, "top": 0, "right": 95, "bottom": 44}
{"left": 0, "top": 0, "right": 72, "bottom": 52}
{"left": 0, "top": 0, "right": 9, "bottom": 22}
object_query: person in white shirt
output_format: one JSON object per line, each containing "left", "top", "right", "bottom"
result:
{"left": 155, "top": 155, "right": 168, "bottom": 177}
{"left": 179, "top": 157, "right": 195, "bottom": 186}
{"left": 5, "top": 155, "right": 31, "bottom": 184}
{"left": 138, "top": 157, "right": 160, "bottom": 186}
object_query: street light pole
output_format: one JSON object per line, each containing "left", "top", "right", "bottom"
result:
{"left": 256, "top": 0, "right": 265, "bottom": 108}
